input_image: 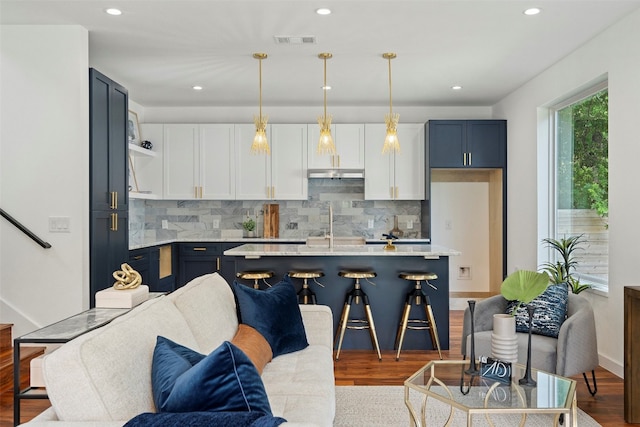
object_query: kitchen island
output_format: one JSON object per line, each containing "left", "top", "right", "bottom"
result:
{"left": 224, "top": 243, "right": 460, "bottom": 352}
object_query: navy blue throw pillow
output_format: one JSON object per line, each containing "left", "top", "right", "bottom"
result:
{"left": 506, "top": 283, "right": 569, "bottom": 338}
{"left": 124, "top": 411, "right": 287, "bottom": 427}
{"left": 232, "top": 275, "right": 309, "bottom": 357}
{"left": 151, "top": 336, "right": 272, "bottom": 415}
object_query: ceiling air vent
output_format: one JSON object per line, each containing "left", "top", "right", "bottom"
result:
{"left": 274, "top": 35, "right": 317, "bottom": 45}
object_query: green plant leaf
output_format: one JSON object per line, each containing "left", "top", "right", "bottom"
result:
{"left": 501, "top": 270, "right": 549, "bottom": 304}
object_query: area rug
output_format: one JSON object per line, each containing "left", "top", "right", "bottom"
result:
{"left": 334, "top": 386, "right": 602, "bottom": 426}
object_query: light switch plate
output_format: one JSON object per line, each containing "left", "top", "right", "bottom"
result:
{"left": 49, "top": 216, "right": 70, "bottom": 233}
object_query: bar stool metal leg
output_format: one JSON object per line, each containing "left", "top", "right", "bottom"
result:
{"left": 363, "top": 298, "right": 382, "bottom": 360}
{"left": 334, "top": 298, "right": 352, "bottom": 361}
{"left": 394, "top": 301, "right": 412, "bottom": 361}
{"left": 424, "top": 296, "right": 443, "bottom": 359}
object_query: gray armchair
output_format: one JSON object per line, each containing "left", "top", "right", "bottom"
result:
{"left": 461, "top": 292, "right": 599, "bottom": 395}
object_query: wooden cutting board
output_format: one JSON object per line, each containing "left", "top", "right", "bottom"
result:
{"left": 263, "top": 204, "right": 279, "bottom": 238}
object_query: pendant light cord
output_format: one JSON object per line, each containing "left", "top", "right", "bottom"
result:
{"left": 323, "top": 56, "right": 328, "bottom": 118}
{"left": 388, "top": 55, "right": 393, "bottom": 116}
{"left": 259, "top": 57, "right": 263, "bottom": 121}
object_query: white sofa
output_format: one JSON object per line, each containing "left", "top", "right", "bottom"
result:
{"left": 22, "top": 273, "right": 336, "bottom": 426}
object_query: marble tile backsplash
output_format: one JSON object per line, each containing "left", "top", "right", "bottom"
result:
{"left": 129, "top": 179, "right": 424, "bottom": 246}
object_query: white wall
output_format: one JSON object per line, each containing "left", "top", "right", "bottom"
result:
{"left": 0, "top": 25, "right": 90, "bottom": 337}
{"left": 141, "top": 105, "right": 493, "bottom": 124}
{"left": 494, "top": 8, "right": 640, "bottom": 377}
{"left": 431, "top": 182, "right": 490, "bottom": 293}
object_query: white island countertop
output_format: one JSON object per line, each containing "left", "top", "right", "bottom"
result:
{"left": 223, "top": 243, "right": 460, "bottom": 259}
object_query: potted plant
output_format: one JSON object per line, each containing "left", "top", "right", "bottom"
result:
{"left": 541, "top": 234, "right": 591, "bottom": 294}
{"left": 501, "top": 270, "right": 550, "bottom": 314}
{"left": 242, "top": 217, "right": 256, "bottom": 237}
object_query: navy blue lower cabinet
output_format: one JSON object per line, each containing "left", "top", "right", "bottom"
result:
{"left": 229, "top": 255, "right": 450, "bottom": 352}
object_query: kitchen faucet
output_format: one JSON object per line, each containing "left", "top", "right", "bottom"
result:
{"left": 327, "top": 204, "right": 334, "bottom": 249}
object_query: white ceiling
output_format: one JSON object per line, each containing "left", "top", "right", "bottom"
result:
{"left": 2, "top": 0, "right": 640, "bottom": 108}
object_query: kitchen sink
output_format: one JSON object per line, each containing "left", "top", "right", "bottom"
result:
{"left": 305, "top": 236, "right": 366, "bottom": 247}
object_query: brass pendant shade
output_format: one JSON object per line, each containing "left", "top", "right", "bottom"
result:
{"left": 382, "top": 52, "right": 400, "bottom": 154}
{"left": 251, "top": 53, "right": 270, "bottom": 155}
{"left": 317, "top": 52, "right": 336, "bottom": 155}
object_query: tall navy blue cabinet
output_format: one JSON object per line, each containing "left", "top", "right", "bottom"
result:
{"left": 89, "top": 68, "right": 129, "bottom": 307}
{"left": 427, "top": 119, "right": 507, "bottom": 292}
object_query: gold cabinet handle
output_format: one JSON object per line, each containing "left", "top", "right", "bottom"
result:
{"left": 463, "top": 152, "right": 467, "bottom": 166}
{"left": 110, "top": 213, "right": 118, "bottom": 231}
{"left": 337, "top": 155, "right": 341, "bottom": 168}
{"left": 216, "top": 257, "right": 220, "bottom": 271}
{"left": 395, "top": 187, "right": 399, "bottom": 199}
{"left": 110, "top": 191, "right": 116, "bottom": 209}
{"left": 133, "top": 255, "right": 144, "bottom": 260}
{"left": 390, "top": 187, "right": 394, "bottom": 198}
{"left": 468, "top": 152, "right": 472, "bottom": 166}
{"left": 272, "top": 186, "right": 275, "bottom": 199}
{"left": 193, "top": 247, "right": 207, "bottom": 251}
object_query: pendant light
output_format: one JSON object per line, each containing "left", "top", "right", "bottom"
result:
{"left": 251, "top": 53, "right": 270, "bottom": 154}
{"left": 317, "top": 52, "right": 336, "bottom": 155}
{"left": 382, "top": 52, "right": 400, "bottom": 154}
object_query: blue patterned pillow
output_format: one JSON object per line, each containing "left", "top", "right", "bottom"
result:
{"left": 505, "top": 284, "right": 569, "bottom": 338}
{"left": 232, "top": 275, "right": 308, "bottom": 357}
{"left": 124, "top": 411, "right": 286, "bottom": 427}
{"left": 151, "top": 336, "right": 272, "bottom": 415}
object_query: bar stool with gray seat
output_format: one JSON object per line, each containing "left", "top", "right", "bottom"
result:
{"left": 394, "top": 271, "right": 442, "bottom": 360}
{"left": 235, "top": 270, "right": 274, "bottom": 290}
{"left": 288, "top": 270, "right": 325, "bottom": 304}
{"left": 334, "top": 270, "right": 382, "bottom": 361}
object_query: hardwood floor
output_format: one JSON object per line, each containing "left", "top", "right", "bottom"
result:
{"left": 0, "top": 310, "right": 632, "bottom": 426}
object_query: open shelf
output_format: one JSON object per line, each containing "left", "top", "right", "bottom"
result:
{"left": 128, "top": 143, "right": 157, "bottom": 157}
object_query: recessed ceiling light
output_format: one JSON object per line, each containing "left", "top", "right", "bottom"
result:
{"left": 192, "top": 85, "right": 203, "bottom": 91}
{"left": 316, "top": 8, "right": 331, "bottom": 16}
{"left": 524, "top": 7, "right": 541, "bottom": 16}
{"left": 451, "top": 85, "right": 463, "bottom": 90}
{"left": 105, "top": 8, "right": 122, "bottom": 16}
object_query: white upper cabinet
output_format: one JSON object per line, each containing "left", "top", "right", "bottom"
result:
{"left": 163, "top": 124, "right": 235, "bottom": 199}
{"left": 364, "top": 123, "right": 425, "bottom": 200}
{"left": 235, "top": 123, "right": 308, "bottom": 200}
{"left": 307, "top": 123, "right": 365, "bottom": 169}
{"left": 163, "top": 124, "right": 199, "bottom": 199}
{"left": 199, "top": 124, "right": 235, "bottom": 200}
{"left": 271, "top": 124, "right": 308, "bottom": 200}
{"left": 235, "top": 123, "right": 271, "bottom": 200}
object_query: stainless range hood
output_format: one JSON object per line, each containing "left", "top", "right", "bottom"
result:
{"left": 307, "top": 169, "right": 365, "bottom": 179}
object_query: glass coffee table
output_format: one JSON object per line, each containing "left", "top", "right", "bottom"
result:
{"left": 404, "top": 360, "right": 577, "bottom": 427}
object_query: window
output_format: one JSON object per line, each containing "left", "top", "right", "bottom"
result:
{"left": 551, "top": 84, "right": 608, "bottom": 289}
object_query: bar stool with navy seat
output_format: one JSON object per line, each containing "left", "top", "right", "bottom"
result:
{"left": 334, "top": 270, "right": 382, "bottom": 361}
{"left": 235, "top": 270, "right": 274, "bottom": 290}
{"left": 394, "top": 271, "right": 442, "bottom": 360}
{"left": 288, "top": 270, "right": 324, "bottom": 304}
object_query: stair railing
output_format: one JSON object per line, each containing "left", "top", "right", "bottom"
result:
{"left": 0, "top": 208, "right": 52, "bottom": 249}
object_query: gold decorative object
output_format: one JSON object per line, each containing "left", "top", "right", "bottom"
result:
{"left": 251, "top": 53, "right": 270, "bottom": 154}
{"left": 382, "top": 52, "right": 400, "bottom": 154}
{"left": 383, "top": 238, "right": 397, "bottom": 251}
{"left": 112, "top": 263, "right": 142, "bottom": 290}
{"left": 317, "top": 52, "right": 336, "bottom": 155}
